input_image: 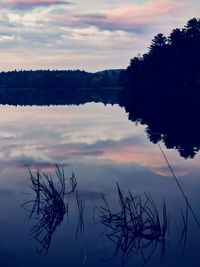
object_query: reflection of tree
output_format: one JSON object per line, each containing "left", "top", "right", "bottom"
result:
{"left": 120, "top": 18, "right": 200, "bottom": 158}
{"left": 123, "top": 106, "right": 200, "bottom": 158}
{"left": 98, "top": 184, "right": 169, "bottom": 266}
{"left": 22, "top": 166, "right": 77, "bottom": 255}
{"left": 0, "top": 88, "right": 120, "bottom": 106}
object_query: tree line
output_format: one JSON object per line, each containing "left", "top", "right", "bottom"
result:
{"left": 0, "top": 69, "right": 120, "bottom": 90}
{"left": 120, "top": 18, "right": 200, "bottom": 111}
{"left": 120, "top": 18, "right": 200, "bottom": 158}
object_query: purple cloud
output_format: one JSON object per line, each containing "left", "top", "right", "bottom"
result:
{"left": 1, "top": 0, "right": 73, "bottom": 10}
{"left": 61, "top": 1, "right": 186, "bottom": 33}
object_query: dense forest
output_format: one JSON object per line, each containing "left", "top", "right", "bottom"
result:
{"left": 0, "top": 69, "right": 121, "bottom": 90}
{"left": 120, "top": 18, "right": 200, "bottom": 158}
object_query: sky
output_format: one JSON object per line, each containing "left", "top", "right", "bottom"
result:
{"left": 0, "top": 0, "right": 199, "bottom": 72}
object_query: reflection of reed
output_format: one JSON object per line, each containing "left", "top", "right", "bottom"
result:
{"left": 22, "top": 165, "right": 77, "bottom": 255}
{"left": 179, "top": 202, "right": 189, "bottom": 251}
{"left": 21, "top": 164, "right": 192, "bottom": 264}
{"left": 158, "top": 143, "right": 200, "bottom": 228}
{"left": 76, "top": 191, "right": 85, "bottom": 237}
{"left": 98, "top": 183, "right": 169, "bottom": 266}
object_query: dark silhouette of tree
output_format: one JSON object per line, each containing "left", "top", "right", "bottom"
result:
{"left": 185, "top": 18, "right": 200, "bottom": 37}
{"left": 120, "top": 18, "right": 200, "bottom": 158}
{"left": 0, "top": 69, "right": 120, "bottom": 90}
{"left": 169, "top": 28, "right": 184, "bottom": 44}
{"left": 149, "top": 33, "right": 168, "bottom": 52}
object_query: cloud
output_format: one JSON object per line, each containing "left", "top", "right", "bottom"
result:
{"left": 0, "top": 0, "right": 198, "bottom": 73}
{"left": 62, "top": 0, "right": 186, "bottom": 33}
{"left": 0, "top": 0, "right": 196, "bottom": 71}
{"left": 0, "top": 0, "right": 73, "bottom": 10}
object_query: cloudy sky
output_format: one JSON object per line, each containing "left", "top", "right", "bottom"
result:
{"left": 0, "top": 0, "right": 199, "bottom": 72}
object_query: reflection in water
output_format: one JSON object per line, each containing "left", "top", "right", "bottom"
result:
{"left": 24, "top": 168, "right": 169, "bottom": 265}
{"left": 158, "top": 143, "right": 200, "bottom": 229}
{"left": 20, "top": 163, "right": 199, "bottom": 266}
{"left": 0, "top": 92, "right": 200, "bottom": 266}
{"left": 0, "top": 86, "right": 199, "bottom": 159}
{"left": 0, "top": 88, "right": 119, "bottom": 106}
{"left": 0, "top": 86, "right": 200, "bottom": 163}
{"left": 179, "top": 203, "right": 189, "bottom": 252}
{"left": 22, "top": 166, "right": 77, "bottom": 255}
{"left": 98, "top": 184, "right": 168, "bottom": 266}
{"left": 75, "top": 191, "right": 86, "bottom": 237}
{"left": 120, "top": 89, "right": 200, "bottom": 159}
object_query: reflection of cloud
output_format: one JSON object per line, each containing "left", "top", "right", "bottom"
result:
{"left": 0, "top": 137, "right": 196, "bottom": 178}
{"left": 152, "top": 165, "right": 189, "bottom": 177}
{"left": 0, "top": 189, "right": 16, "bottom": 197}
{"left": 72, "top": 150, "right": 103, "bottom": 156}
{"left": 67, "top": 189, "right": 102, "bottom": 201}
{"left": 40, "top": 136, "right": 198, "bottom": 178}
{"left": 42, "top": 136, "right": 146, "bottom": 161}
{"left": 0, "top": 155, "right": 71, "bottom": 170}
{"left": 0, "top": 104, "right": 199, "bottom": 179}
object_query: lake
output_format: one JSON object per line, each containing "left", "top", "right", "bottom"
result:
{"left": 0, "top": 101, "right": 200, "bottom": 267}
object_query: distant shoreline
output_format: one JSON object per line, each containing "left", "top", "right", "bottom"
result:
{"left": 0, "top": 69, "right": 121, "bottom": 91}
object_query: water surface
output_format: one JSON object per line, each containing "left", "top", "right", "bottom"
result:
{"left": 0, "top": 103, "right": 200, "bottom": 266}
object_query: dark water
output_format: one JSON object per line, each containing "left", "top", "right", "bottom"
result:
{"left": 0, "top": 102, "right": 200, "bottom": 266}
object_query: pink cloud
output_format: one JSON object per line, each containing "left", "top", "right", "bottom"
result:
{"left": 64, "top": 0, "right": 186, "bottom": 33}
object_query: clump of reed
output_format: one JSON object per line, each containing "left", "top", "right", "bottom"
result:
{"left": 22, "top": 165, "right": 77, "bottom": 254}
{"left": 98, "top": 183, "right": 169, "bottom": 265}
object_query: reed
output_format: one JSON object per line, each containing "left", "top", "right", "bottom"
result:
{"left": 22, "top": 165, "right": 77, "bottom": 254}
{"left": 98, "top": 183, "right": 169, "bottom": 265}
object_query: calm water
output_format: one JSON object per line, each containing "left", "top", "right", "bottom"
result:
{"left": 0, "top": 103, "right": 200, "bottom": 267}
